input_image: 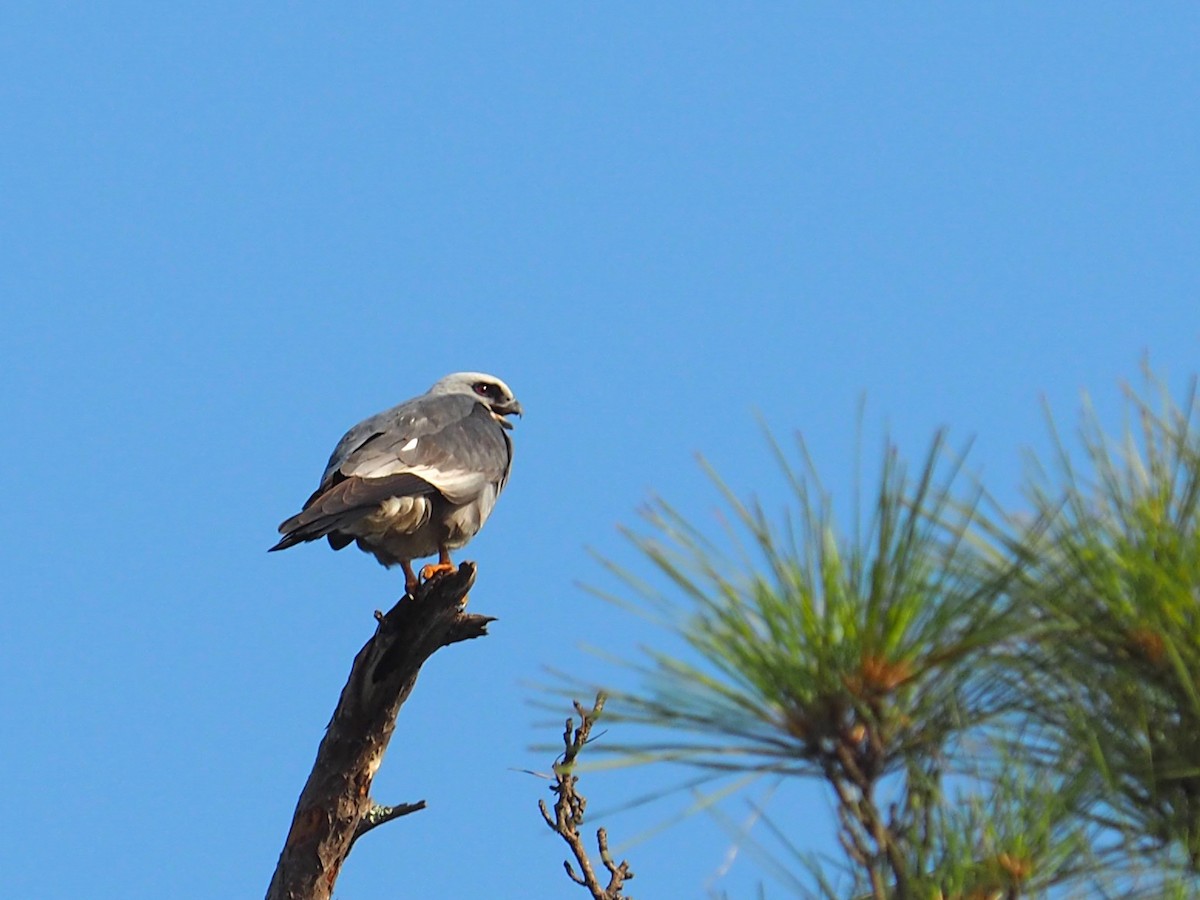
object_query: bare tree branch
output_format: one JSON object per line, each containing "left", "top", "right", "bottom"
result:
{"left": 539, "top": 695, "right": 634, "bottom": 900}
{"left": 266, "top": 562, "right": 491, "bottom": 900}
{"left": 349, "top": 801, "right": 427, "bottom": 849}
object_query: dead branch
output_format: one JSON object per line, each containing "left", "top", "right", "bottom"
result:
{"left": 538, "top": 694, "right": 635, "bottom": 900}
{"left": 266, "top": 562, "right": 491, "bottom": 900}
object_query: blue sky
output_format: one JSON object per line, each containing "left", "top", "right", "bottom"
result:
{"left": 3, "top": 4, "right": 1198, "bottom": 898}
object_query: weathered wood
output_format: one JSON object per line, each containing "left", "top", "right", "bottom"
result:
{"left": 266, "top": 562, "right": 492, "bottom": 900}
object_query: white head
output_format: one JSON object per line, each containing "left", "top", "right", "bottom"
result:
{"left": 430, "top": 372, "right": 523, "bottom": 425}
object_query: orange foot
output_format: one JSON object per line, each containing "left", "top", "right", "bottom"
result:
{"left": 419, "top": 561, "right": 457, "bottom": 582}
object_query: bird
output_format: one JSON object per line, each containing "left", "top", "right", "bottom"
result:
{"left": 270, "top": 372, "right": 521, "bottom": 594}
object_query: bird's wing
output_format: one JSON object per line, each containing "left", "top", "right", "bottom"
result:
{"left": 334, "top": 394, "right": 511, "bottom": 503}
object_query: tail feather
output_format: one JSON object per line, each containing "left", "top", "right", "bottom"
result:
{"left": 269, "top": 507, "right": 348, "bottom": 552}
{"left": 268, "top": 524, "right": 327, "bottom": 552}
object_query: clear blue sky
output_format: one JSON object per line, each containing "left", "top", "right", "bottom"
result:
{"left": 3, "top": 5, "right": 1198, "bottom": 898}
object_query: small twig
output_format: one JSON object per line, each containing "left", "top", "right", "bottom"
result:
{"left": 349, "top": 801, "right": 427, "bottom": 849}
{"left": 539, "top": 694, "right": 634, "bottom": 900}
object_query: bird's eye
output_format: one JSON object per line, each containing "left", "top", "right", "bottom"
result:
{"left": 473, "top": 382, "right": 497, "bottom": 398}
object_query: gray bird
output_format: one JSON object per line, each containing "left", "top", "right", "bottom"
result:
{"left": 270, "top": 372, "right": 521, "bottom": 593}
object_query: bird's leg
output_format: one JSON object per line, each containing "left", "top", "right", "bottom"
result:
{"left": 419, "top": 545, "right": 457, "bottom": 583}
{"left": 401, "top": 560, "right": 419, "bottom": 596}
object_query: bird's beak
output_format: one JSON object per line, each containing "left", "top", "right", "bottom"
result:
{"left": 497, "top": 400, "right": 522, "bottom": 429}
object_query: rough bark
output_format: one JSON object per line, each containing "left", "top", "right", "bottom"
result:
{"left": 266, "top": 562, "right": 491, "bottom": 900}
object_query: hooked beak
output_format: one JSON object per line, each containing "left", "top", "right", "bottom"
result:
{"left": 497, "top": 399, "right": 523, "bottom": 429}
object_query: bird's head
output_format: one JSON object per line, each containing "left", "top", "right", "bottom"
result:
{"left": 431, "top": 371, "right": 523, "bottom": 428}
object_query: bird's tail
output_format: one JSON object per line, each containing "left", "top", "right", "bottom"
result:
{"left": 268, "top": 512, "right": 332, "bottom": 552}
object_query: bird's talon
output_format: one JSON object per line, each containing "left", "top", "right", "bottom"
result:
{"left": 419, "top": 562, "right": 457, "bottom": 582}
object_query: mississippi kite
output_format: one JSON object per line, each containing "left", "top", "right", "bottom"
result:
{"left": 270, "top": 372, "right": 521, "bottom": 593}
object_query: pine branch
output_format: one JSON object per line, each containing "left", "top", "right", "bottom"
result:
{"left": 265, "top": 562, "right": 492, "bottom": 900}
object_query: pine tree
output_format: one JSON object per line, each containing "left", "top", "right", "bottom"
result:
{"left": 560, "top": 370, "right": 1200, "bottom": 899}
